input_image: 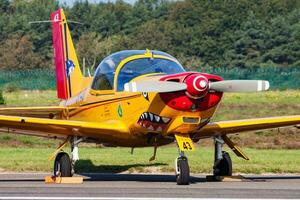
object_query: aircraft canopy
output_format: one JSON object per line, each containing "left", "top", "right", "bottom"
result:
{"left": 91, "top": 50, "right": 185, "bottom": 91}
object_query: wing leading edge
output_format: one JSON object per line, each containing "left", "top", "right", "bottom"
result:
{"left": 195, "top": 115, "right": 300, "bottom": 138}
{"left": 0, "top": 114, "right": 129, "bottom": 140}
{"left": 0, "top": 106, "right": 66, "bottom": 118}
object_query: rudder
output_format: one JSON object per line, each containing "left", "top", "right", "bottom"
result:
{"left": 51, "top": 9, "right": 84, "bottom": 99}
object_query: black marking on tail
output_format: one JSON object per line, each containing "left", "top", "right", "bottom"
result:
{"left": 64, "top": 22, "right": 72, "bottom": 97}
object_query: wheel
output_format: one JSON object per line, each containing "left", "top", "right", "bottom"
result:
{"left": 176, "top": 157, "right": 190, "bottom": 185}
{"left": 213, "top": 151, "right": 232, "bottom": 176}
{"left": 54, "top": 152, "right": 72, "bottom": 177}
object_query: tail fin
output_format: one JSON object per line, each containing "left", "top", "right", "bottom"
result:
{"left": 51, "top": 9, "right": 84, "bottom": 99}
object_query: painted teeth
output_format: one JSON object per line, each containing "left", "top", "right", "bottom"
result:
{"left": 148, "top": 125, "right": 154, "bottom": 131}
{"left": 156, "top": 126, "right": 162, "bottom": 131}
{"left": 155, "top": 115, "right": 160, "bottom": 122}
{"left": 139, "top": 112, "right": 171, "bottom": 124}
{"left": 149, "top": 113, "right": 153, "bottom": 121}
{"left": 162, "top": 117, "right": 170, "bottom": 123}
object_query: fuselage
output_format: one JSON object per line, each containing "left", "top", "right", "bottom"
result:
{"left": 59, "top": 50, "right": 223, "bottom": 147}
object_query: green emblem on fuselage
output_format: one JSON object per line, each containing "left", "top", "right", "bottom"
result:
{"left": 118, "top": 105, "right": 123, "bottom": 117}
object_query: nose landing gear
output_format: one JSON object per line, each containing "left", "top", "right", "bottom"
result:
{"left": 174, "top": 134, "right": 195, "bottom": 185}
{"left": 175, "top": 151, "right": 190, "bottom": 185}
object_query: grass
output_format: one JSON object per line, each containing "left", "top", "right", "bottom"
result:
{"left": 214, "top": 90, "right": 300, "bottom": 121}
{"left": 0, "top": 146, "right": 299, "bottom": 174}
{"left": 0, "top": 134, "right": 57, "bottom": 147}
{"left": 1, "top": 90, "right": 58, "bottom": 106}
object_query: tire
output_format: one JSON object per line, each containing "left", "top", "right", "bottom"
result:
{"left": 54, "top": 152, "right": 72, "bottom": 177}
{"left": 176, "top": 157, "right": 190, "bottom": 185}
{"left": 214, "top": 151, "right": 232, "bottom": 176}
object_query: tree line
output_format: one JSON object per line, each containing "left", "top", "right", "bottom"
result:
{"left": 0, "top": 0, "right": 299, "bottom": 72}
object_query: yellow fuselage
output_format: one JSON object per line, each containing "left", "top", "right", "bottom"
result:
{"left": 60, "top": 90, "right": 219, "bottom": 147}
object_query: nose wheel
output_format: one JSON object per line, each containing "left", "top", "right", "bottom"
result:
{"left": 175, "top": 152, "right": 190, "bottom": 185}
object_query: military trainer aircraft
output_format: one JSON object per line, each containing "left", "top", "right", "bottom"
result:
{"left": 0, "top": 9, "right": 299, "bottom": 185}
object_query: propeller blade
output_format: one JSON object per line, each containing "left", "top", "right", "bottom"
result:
{"left": 124, "top": 81, "right": 187, "bottom": 93}
{"left": 209, "top": 80, "right": 270, "bottom": 92}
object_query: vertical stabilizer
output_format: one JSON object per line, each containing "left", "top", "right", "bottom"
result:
{"left": 51, "top": 9, "right": 84, "bottom": 99}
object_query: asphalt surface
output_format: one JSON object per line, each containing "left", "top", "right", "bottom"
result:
{"left": 0, "top": 173, "right": 299, "bottom": 199}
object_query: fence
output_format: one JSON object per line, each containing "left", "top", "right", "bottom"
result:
{"left": 0, "top": 66, "right": 299, "bottom": 90}
{"left": 0, "top": 69, "right": 56, "bottom": 90}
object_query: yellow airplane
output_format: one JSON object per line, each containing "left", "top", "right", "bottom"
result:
{"left": 0, "top": 9, "right": 299, "bottom": 185}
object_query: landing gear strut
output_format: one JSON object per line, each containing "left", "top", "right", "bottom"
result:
{"left": 70, "top": 136, "right": 83, "bottom": 175}
{"left": 53, "top": 136, "right": 83, "bottom": 177}
{"left": 175, "top": 151, "right": 190, "bottom": 185}
{"left": 213, "top": 136, "right": 232, "bottom": 176}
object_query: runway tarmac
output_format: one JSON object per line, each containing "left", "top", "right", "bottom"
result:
{"left": 0, "top": 173, "right": 299, "bottom": 199}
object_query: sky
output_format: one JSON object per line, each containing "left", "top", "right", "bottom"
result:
{"left": 59, "top": 0, "right": 137, "bottom": 6}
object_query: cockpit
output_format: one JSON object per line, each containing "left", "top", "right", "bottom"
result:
{"left": 91, "top": 50, "right": 185, "bottom": 92}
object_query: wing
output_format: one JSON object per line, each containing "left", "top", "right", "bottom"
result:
{"left": 0, "top": 106, "right": 66, "bottom": 118}
{"left": 0, "top": 115, "right": 129, "bottom": 141}
{"left": 194, "top": 115, "right": 300, "bottom": 138}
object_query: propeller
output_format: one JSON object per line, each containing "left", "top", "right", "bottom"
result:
{"left": 124, "top": 79, "right": 269, "bottom": 93}
{"left": 209, "top": 80, "right": 270, "bottom": 92}
{"left": 124, "top": 81, "right": 187, "bottom": 93}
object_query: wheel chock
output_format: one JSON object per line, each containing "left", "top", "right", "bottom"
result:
{"left": 206, "top": 175, "right": 247, "bottom": 182}
{"left": 45, "top": 176, "right": 83, "bottom": 184}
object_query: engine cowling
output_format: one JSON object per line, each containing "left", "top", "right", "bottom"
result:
{"left": 159, "top": 72, "right": 223, "bottom": 111}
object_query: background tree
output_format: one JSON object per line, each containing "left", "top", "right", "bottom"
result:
{"left": 0, "top": 0, "right": 299, "bottom": 70}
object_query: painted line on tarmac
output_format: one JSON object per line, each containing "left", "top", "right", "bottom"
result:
{"left": 0, "top": 198, "right": 289, "bottom": 200}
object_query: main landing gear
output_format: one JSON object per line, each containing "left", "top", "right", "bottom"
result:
{"left": 175, "top": 151, "right": 190, "bottom": 185}
{"left": 54, "top": 152, "right": 71, "bottom": 177}
{"left": 213, "top": 136, "right": 232, "bottom": 176}
{"left": 53, "top": 136, "right": 83, "bottom": 177}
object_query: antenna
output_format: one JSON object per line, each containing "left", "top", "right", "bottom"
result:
{"left": 29, "top": 20, "right": 60, "bottom": 24}
{"left": 29, "top": 20, "right": 84, "bottom": 25}
{"left": 87, "top": 68, "right": 91, "bottom": 77}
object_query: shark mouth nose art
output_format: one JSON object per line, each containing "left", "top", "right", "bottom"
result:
{"left": 138, "top": 112, "right": 171, "bottom": 131}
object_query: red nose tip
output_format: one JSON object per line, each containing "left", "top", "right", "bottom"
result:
{"left": 185, "top": 74, "right": 209, "bottom": 98}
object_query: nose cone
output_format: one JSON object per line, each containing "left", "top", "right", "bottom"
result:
{"left": 185, "top": 74, "right": 209, "bottom": 98}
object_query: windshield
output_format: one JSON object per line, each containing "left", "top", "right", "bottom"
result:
{"left": 91, "top": 50, "right": 184, "bottom": 91}
{"left": 91, "top": 51, "right": 138, "bottom": 90}
{"left": 117, "top": 58, "right": 185, "bottom": 91}
{"left": 91, "top": 57, "right": 116, "bottom": 90}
